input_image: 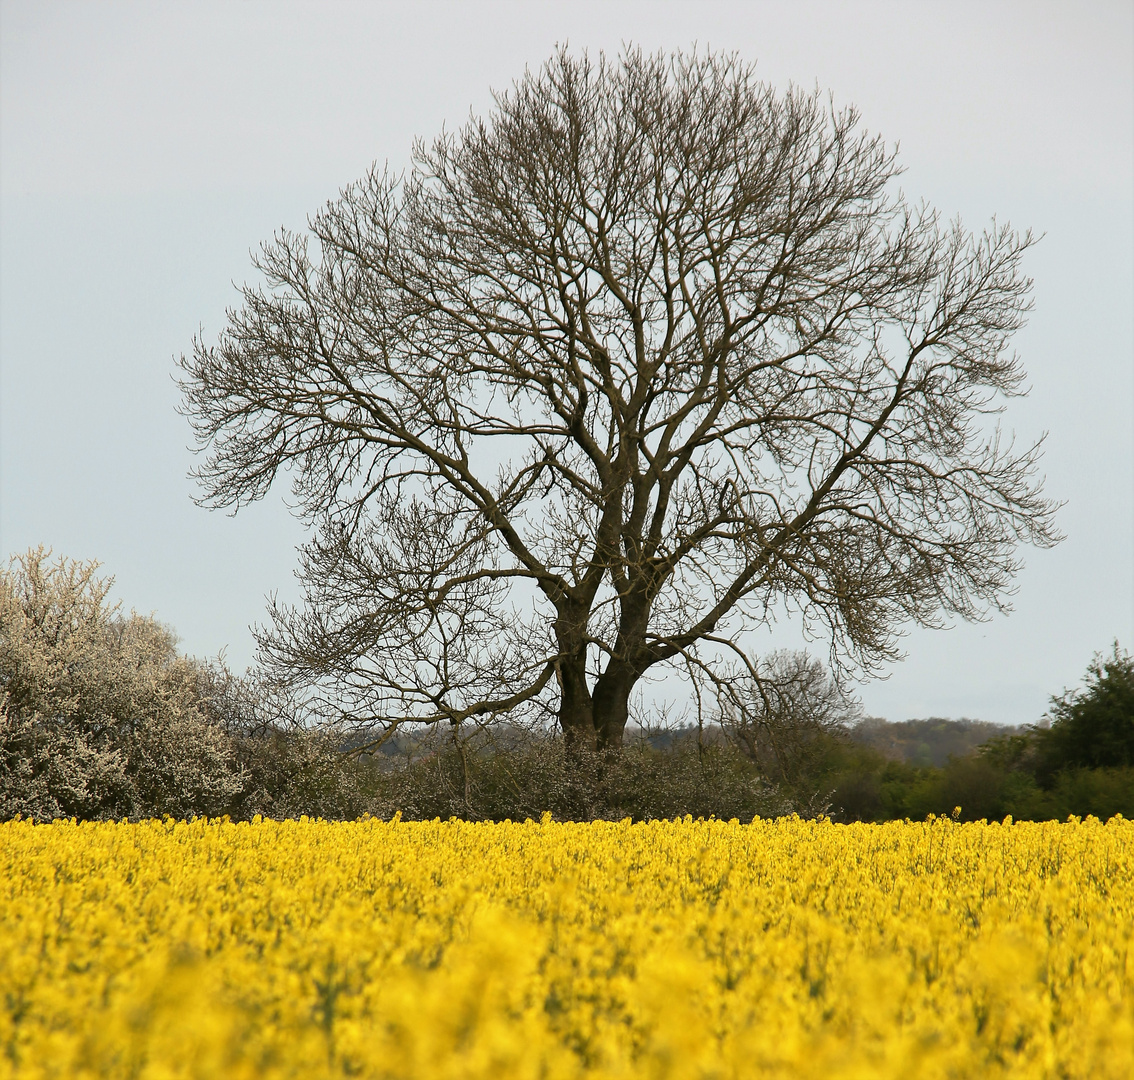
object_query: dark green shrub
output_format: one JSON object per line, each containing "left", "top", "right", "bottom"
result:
{"left": 828, "top": 768, "right": 883, "bottom": 822}
{"left": 904, "top": 756, "right": 1007, "bottom": 822}
{"left": 1041, "top": 767, "right": 1134, "bottom": 820}
{"left": 1035, "top": 644, "right": 1134, "bottom": 779}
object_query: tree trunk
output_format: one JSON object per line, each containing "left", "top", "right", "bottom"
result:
{"left": 556, "top": 653, "right": 597, "bottom": 750}
{"left": 591, "top": 662, "right": 637, "bottom": 751}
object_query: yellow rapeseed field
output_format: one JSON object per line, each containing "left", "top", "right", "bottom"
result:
{"left": 1, "top": 815, "right": 1131, "bottom": 1079}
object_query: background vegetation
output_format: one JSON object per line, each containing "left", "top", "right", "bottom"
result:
{"left": 3, "top": 549, "right": 1130, "bottom": 824}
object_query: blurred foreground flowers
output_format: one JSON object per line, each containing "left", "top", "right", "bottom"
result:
{"left": 2, "top": 815, "right": 1131, "bottom": 1079}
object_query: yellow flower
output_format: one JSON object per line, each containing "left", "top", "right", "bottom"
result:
{"left": 1, "top": 815, "right": 1131, "bottom": 1078}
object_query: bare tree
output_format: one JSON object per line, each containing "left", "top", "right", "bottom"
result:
{"left": 180, "top": 48, "right": 1059, "bottom": 752}
{"left": 717, "top": 650, "right": 858, "bottom": 793}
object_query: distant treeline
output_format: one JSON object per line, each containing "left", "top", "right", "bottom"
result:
{"left": 848, "top": 717, "right": 1028, "bottom": 769}
{"left": 825, "top": 654, "right": 1134, "bottom": 822}
{"left": 359, "top": 659, "right": 1134, "bottom": 824}
{"left": 4, "top": 549, "right": 1131, "bottom": 824}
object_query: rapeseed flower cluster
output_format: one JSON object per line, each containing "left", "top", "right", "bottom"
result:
{"left": 2, "top": 815, "right": 1131, "bottom": 1079}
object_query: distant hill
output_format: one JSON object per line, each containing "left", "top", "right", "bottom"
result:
{"left": 849, "top": 717, "right": 1028, "bottom": 768}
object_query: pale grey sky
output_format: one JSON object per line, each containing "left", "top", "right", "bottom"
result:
{"left": 2, "top": 0, "right": 1131, "bottom": 726}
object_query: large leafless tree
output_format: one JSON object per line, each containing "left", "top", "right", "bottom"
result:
{"left": 181, "top": 49, "right": 1059, "bottom": 751}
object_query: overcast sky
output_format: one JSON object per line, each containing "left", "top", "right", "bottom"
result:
{"left": 2, "top": 0, "right": 1131, "bottom": 726}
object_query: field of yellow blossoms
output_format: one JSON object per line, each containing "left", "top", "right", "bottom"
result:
{"left": 2, "top": 815, "right": 1132, "bottom": 1079}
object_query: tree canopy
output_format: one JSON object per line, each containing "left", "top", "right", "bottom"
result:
{"left": 180, "top": 48, "right": 1059, "bottom": 750}
{"left": 1037, "top": 644, "right": 1134, "bottom": 776}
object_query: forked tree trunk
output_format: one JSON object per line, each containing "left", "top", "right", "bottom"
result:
{"left": 591, "top": 662, "right": 637, "bottom": 751}
{"left": 557, "top": 654, "right": 640, "bottom": 752}
{"left": 556, "top": 653, "right": 598, "bottom": 750}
